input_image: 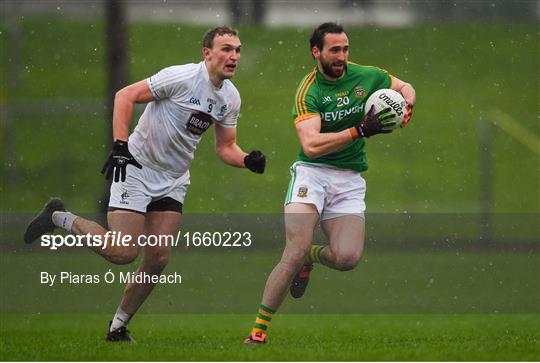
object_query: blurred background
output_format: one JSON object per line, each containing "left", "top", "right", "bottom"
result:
{"left": 0, "top": 1, "right": 539, "bottom": 314}
{"left": 1, "top": 0, "right": 539, "bottom": 215}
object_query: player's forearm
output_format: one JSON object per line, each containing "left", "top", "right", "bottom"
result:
{"left": 398, "top": 83, "right": 416, "bottom": 105}
{"left": 302, "top": 129, "right": 354, "bottom": 158}
{"left": 112, "top": 91, "right": 135, "bottom": 141}
{"left": 216, "top": 143, "right": 247, "bottom": 168}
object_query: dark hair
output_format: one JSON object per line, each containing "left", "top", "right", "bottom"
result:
{"left": 202, "top": 26, "right": 238, "bottom": 49}
{"left": 309, "top": 22, "right": 345, "bottom": 51}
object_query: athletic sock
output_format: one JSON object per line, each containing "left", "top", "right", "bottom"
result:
{"left": 251, "top": 304, "right": 275, "bottom": 336}
{"left": 305, "top": 244, "right": 325, "bottom": 265}
{"left": 110, "top": 307, "right": 132, "bottom": 332}
{"left": 51, "top": 211, "right": 78, "bottom": 232}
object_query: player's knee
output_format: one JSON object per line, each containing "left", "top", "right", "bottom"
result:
{"left": 282, "top": 248, "right": 309, "bottom": 270}
{"left": 146, "top": 249, "right": 170, "bottom": 273}
{"left": 335, "top": 252, "right": 362, "bottom": 271}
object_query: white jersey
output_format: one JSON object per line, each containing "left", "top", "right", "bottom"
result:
{"left": 129, "top": 61, "right": 241, "bottom": 177}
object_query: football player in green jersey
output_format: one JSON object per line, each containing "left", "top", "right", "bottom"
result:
{"left": 244, "top": 22, "right": 416, "bottom": 344}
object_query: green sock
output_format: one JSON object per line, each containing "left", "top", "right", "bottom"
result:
{"left": 251, "top": 304, "right": 275, "bottom": 335}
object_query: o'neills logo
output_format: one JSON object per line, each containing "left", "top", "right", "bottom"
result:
{"left": 378, "top": 93, "right": 405, "bottom": 116}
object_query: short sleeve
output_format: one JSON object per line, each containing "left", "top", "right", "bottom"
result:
{"left": 371, "top": 66, "right": 392, "bottom": 90}
{"left": 220, "top": 91, "right": 241, "bottom": 128}
{"left": 292, "top": 70, "right": 319, "bottom": 123}
{"left": 147, "top": 64, "right": 197, "bottom": 100}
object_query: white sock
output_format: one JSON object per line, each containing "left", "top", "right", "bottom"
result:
{"left": 51, "top": 211, "right": 78, "bottom": 232}
{"left": 110, "top": 307, "right": 132, "bottom": 332}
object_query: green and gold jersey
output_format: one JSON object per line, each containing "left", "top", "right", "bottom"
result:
{"left": 292, "top": 62, "right": 391, "bottom": 172}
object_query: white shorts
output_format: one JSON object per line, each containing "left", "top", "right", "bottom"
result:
{"left": 109, "top": 164, "right": 190, "bottom": 214}
{"left": 284, "top": 162, "right": 366, "bottom": 220}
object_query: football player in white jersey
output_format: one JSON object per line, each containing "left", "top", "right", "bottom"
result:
{"left": 24, "top": 27, "right": 266, "bottom": 342}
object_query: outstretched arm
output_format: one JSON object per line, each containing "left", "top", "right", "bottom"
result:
{"left": 102, "top": 80, "right": 153, "bottom": 182}
{"left": 112, "top": 79, "right": 155, "bottom": 141}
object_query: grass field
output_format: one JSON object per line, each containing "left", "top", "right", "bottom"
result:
{"left": 1, "top": 248, "right": 538, "bottom": 360}
{"left": 1, "top": 314, "right": 539, "bottom": 361}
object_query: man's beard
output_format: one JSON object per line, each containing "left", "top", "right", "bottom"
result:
{"left": 321, "top": 59, "right": 347, "bottom": 79}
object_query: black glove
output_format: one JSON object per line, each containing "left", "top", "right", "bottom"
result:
{"left": 101, "top": 140, "right": 142, "bottom": 182}
{"left": 244, "top": 150, "right": 266, "bottom": 174}
{"left": 356, "top": 105, "right": 397, "bottom": 138}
